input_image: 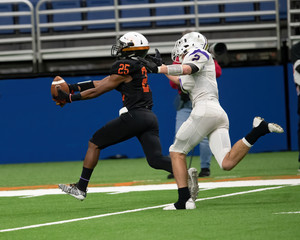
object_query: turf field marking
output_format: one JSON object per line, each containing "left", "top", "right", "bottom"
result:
{"left": 1, "top": 175, "right": 299, "bottom": 192}
{"left": 273, "top": 211, "right": 300, "bottom": 214}
{"left": 0, "top": 185, "right": 285, "bottom": 233}
{"left": 1, "top": 178, "right": 299, "bottom": 198}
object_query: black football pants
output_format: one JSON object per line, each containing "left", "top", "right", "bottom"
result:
{"left": 90, "top": 108, "right": 173, "bottom": 173}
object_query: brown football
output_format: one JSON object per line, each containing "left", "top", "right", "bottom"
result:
{"left": 51, "top": 76, "right": 69, "bottom": 98}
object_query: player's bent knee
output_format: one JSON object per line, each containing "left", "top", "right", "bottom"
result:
{"left": 88, "top": 141, "right": 99, "bottom": 150}
{"left": 146, "top": 155, "right": 168, "bottom": 170}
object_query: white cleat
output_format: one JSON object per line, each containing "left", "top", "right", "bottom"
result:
{"left": 188, "top": 167, "right": 199, "bottom": 201}
{"left": 253, "top": 116, "right": 284, "bottom": 133}
{"left": 163, "top": 198, "right": 196, "bottom": 210}
{"left": 58, "top": 183, "right": 86, "bottom": 201}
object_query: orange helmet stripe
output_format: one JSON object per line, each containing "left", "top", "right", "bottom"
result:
{"left": 122, "top": 46, "right": 150, "bottom": 52}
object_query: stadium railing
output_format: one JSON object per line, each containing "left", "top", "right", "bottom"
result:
{"left": 34, "top": 0, "right": 281, "bottom": 64}
{"left": 287, "top": 0, "right": 300, "bottom": 48}
{"left": 0, "top": 0, "right": 36, "bottom": 64}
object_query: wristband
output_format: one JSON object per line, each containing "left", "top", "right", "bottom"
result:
{"left": 70, "top": 93, "right": 82, "bottom": 102}
{"left": 78, "top": 80, "right": 95, "bottom": 92}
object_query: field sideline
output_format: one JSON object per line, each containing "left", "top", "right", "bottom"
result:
{"left": 1, "top": 151, "right": 300, "bottom": 239}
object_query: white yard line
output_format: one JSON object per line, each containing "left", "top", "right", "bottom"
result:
{"left": 0, "top": 184, "right": 291, "bottom": 233}
{"left": 273, "top": 211, "right": 300, "bottom": 214}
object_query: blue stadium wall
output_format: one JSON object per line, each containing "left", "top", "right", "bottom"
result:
{"left": 0, "top": 64, "right": 296, "bottom": 164}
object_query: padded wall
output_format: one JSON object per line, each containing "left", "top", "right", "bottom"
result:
{"left": 0, "top": 64, "right": 295, "bottom": 164}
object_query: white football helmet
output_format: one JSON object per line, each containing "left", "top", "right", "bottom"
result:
{"left": 111, "top": 32, "right": 150, "bottom": 58}
{"left": 171, "top": 32, "right": 208, "bottom": 62}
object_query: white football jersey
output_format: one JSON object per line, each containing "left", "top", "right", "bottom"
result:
{"left": 179, "top": 47, "right": 218, "bottom": 106}
{"left": 170, "top": 47, "right": 230, "bottom": 167}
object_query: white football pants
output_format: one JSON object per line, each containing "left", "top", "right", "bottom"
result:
{"left": 169, "top": 99, "right": 231, "bottom": 168}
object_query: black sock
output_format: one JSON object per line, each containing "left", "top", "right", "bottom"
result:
{"left": 245, "top": 120, "right": 270, "bottom": 145}
{"left": 77, "top": 167, "right": 94, "bottom": 192}
{"left": 174, "top": 187, "right": 190, "bottom": 209}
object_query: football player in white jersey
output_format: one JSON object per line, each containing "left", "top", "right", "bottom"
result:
{"left": 139, "top": 32, "right": 284, "bottom": 210}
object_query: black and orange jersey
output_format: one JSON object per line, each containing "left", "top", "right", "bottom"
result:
{"left": 110, "top": 58, "right": 153, "bottom": 110}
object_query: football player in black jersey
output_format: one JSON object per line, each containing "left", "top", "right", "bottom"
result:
{"left": 54, "top": 32, "right": 173, "bottom": 201}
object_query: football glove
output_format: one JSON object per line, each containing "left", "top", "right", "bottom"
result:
{"left": 146, "top": 48, "right": 163, "bottom": 66}
{"left": 54, "top": 88, "right": 72, "bottom": 103}
{"left": 138, "top": 57, "right": 159, "bottom": 73}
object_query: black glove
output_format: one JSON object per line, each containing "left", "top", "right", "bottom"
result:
{"left": 146, "top": 48, "right": 163, "bottom": 66}
{"left": 54, "top": 88, "right": 71, "bottom": 103}
{"left": 138, "top": 56, "right": 159, "bottom": 73}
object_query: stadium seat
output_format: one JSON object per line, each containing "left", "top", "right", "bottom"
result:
{"left": 190, "top": 3, "right": 220, "bottom": 25}
{"left": 0, "top": 4, "right": 14, "bottom": 34}
{"left": 224, "top": 3, "right": 255, "bottom": 22}
{"left": 155, "top": 0, "right": 186, "bottom": 26}
{"left": 86, "top": 0, "right": 115, "bottom": 30}
{"left": 119, "top": 0, "right": 151, "bottom": 28}
{"left": 259, "top": 1, "right": 276, "bottom": 21}
{"left": 51, "top": 0, "right": 83, "bottom": 31}
{"left": 35, "top": 0, "right": 52, "bottom": 33}
{"left": 18, "top": 1, "right": 37, "bottom": 33}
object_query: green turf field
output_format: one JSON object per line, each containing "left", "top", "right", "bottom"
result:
{"left": 0, "top": 151, "right": 300, "bottom": 239}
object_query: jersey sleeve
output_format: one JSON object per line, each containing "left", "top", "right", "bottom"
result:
{"left": 183, "top": 48, "right": 210, "bottom": 72}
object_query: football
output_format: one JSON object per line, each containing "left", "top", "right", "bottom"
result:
{"left": 51, "top": 76, "right": 69, "bottom": 98}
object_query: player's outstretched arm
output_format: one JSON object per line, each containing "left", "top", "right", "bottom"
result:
{"left": 79, "top": 75, "right": 129, "bottom": 100}
{"left": 54, "top": 74, "right": 131, "bottom": 103}
{"left": 138, "top": 56, "right": 193, "bottom": 75}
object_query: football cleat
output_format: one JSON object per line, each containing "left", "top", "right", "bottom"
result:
{"left": 188, "top": 167, "right": 199, "bottom": 201}
{"left": 58, "top": 183, "right": 86, "bottom": 201}
{"left": 163, "top": 198, "right": 196, "bottom": 210}
{"left": 253, "top": 116, "right": 284, "bottom": 133}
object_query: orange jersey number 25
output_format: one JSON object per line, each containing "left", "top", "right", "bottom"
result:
{"left": 118, "top": 64, "right": 130, "bottom": 75}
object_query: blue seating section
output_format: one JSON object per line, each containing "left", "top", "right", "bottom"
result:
{"left": 0, "top": 0, "right": 287, "bottom": 34}
{"left": 86, "top": 0, "right": 115, "bottom": 30}
{"left": 155, "top": 0, "right": 185, "bottom": 26}
{"left": 119, "top": 0, "right": 151, "bottom": 28}
{"left": 260, "top": 1, "right": 276, "bottom": 21}
{"left": 18, "top": 1, "right": 36, "bottom": 33}
{"left": 35, "top": 1, "right": 52, "bottom": 33}
{"left": 224, "top": 3, "right": 255, "bottom": 22}
{"left": 51, "top": 0, "right": 82, "bottom": 31}
{"left": 195, "top": 4, "right": 220, "bottom": 24}
{"left": 0, "top": 4, "right": 14, "bottom": 34}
